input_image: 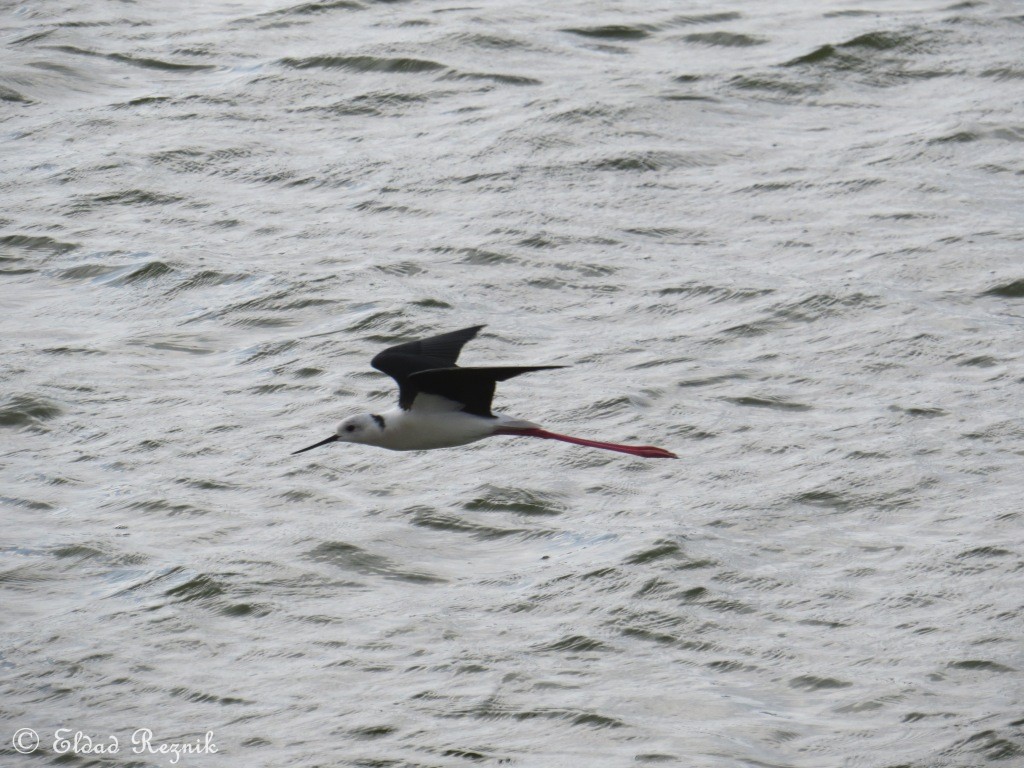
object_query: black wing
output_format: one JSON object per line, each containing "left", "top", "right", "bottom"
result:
{"left": 409, "top": 367, "right": 565, "bottom": 418}
{"left": 371, "top": 325, "right": 485, "bottom": 409}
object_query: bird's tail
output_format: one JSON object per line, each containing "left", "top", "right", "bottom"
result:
{"left": 493, "top": 416, "right": 543, "bottom": 431}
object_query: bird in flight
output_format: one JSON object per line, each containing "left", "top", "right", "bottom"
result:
{"left": 293, "top": 325, "right": 677, "bottom": 459}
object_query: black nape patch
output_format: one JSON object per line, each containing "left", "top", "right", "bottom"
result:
{"left": 371, "top": 413, "right": 386, "bottom": 430}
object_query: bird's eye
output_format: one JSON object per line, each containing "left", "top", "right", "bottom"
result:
{"left": 345, "top": 424, "right": 356, "bottom": 433}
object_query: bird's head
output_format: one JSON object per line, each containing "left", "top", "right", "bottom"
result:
{"left": 292, "top": 413, "right": 385, "bottom": 455}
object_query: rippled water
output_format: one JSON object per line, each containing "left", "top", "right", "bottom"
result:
{"left": 3, "top": 0, "right": 1023, "bottom": 765}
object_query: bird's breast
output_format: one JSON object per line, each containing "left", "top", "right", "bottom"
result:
{"left": 375, "top": 409, "right": 497, "bottom": 451}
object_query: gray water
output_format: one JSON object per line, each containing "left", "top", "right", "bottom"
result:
{"left": 2, "top": 0, "right": 1022, "bottom": 766}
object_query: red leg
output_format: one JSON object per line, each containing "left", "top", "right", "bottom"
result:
{"left": 495, "top": 427, "right": 677, "bottom": 459}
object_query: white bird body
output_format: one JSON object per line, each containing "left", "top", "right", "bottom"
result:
{"left": 338, "top": 397, "right": 540, "bottom": 452}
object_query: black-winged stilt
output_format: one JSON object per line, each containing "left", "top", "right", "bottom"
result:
{"left": 292, "top": 325, "right": 677, "bottom": 459}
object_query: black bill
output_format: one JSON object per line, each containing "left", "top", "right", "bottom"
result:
{"left": 292, "top": 434, "right": 339, "bottom": 455}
